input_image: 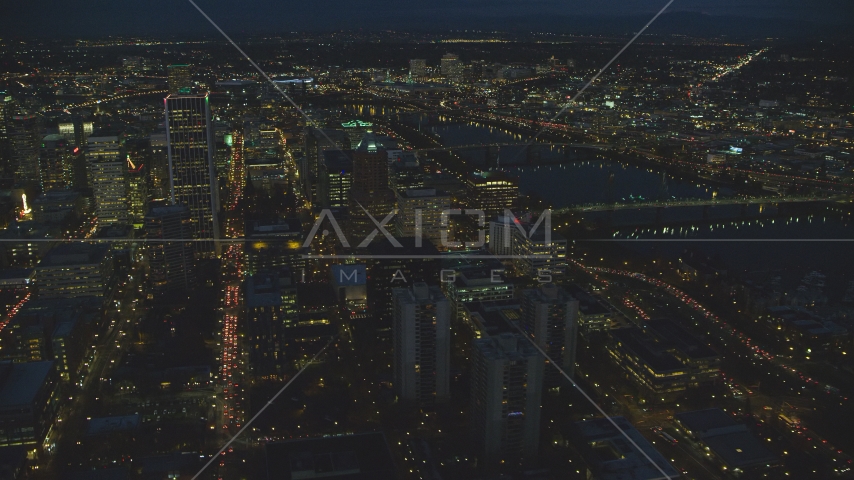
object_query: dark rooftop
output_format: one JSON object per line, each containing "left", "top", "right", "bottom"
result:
{"left": 702, "top": 431, "right": 777, "bottom": 469}
{"left": 645, "top": 319, "right": 718, "bottom": 359}
{"left": 38, "top": 243, "right": 110, "bottom": 267}
{"left": 0, "top": 361, "right": 54, "bottom": 408}
{"left": 366, "top": 237, "right": 439, "bottom": 256}
{"left": 674, "top": 408, "right": 739, "bottom": 434}
{"left": 265, "top": 432, "right": 398, "bottom": 480}
{"left": 573, "top": 416, "right": 680, "bottom": 480}
{"left": 610, "top": 328, "right": 685, "bottom": 373}
{"left": 463, "top": 300, "right": 521, "bottom": 336}
{"left": 675, "top": 409, "right": 777, "bottom": 470}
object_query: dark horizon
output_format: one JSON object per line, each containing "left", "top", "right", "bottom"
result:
{"left": 4, "top": 1, "right": 853, "bottom": 40}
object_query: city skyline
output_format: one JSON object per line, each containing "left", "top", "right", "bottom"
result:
{"left": 0, "top": 12, "right": 852, "bottom": 480}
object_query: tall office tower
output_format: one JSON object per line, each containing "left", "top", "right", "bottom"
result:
{"left": 409, "top": 59, "right": 427, "bottom": 79}
{"left": 466, "top": 59, "right": 486, "bottom": 82}
{"left": 127, "top": 159, "right": 149, "bottom": 226}
{"left": 302, "top": 128, "right": 349, "bottom": 206}
{"left": 0, "top": 93, "right": 12, "bottom": 174}
{"left": 259, "top": 125, "right": 277, "bottom": 153}
{"left": 392, "top": 283, "right": 451, "bottom": 408}
{"left": 214, "top": 139, "right": 231, "bottom": 179}
{"left": 389, "top": 153, "right": 424, "bottom": 193}
{"left": 466, "top": 171, "right": 518, "bottom": 219}
{"left": 351, "top": 133, "right": 388, "bottom": 191}
{"left": 148, "top": 132, "right": 170, "bottom": 198}
{"left": 367, "top": 238, "right": 439, "bottom": 320}
{"left": 58, "top": 118, "right": 93, "bottom": 147}
{"left": 167, "top": 64, "right": 191, "bottom": 94}
{"left": 59, "top": 118, "right": 93, "bottom": 190}
{"left": 471, "top": 333, "right": 544, "bottom": 464}
{"left": 144, "top": 203, "right": 195, "bottom": 291}
{"left": 0, "top": 93, "right": 11, "bottom": 136}
{"left": 520, "top": 284, "right": 579, "bottom": 386}
{"left": 349, "top": 133, "right": 396, "bottom": 241}
{"left": 246, "top": 268, "right": 298, "bottom": 380}
{"left": 319, "top": 150, "right": 352, "bottom": 208}
{"left": 243, "top": 117, "right": 261, "bottom": 154}
{"left": 441, "top": 53, "right": 462, "bottom": 81}
{"left": 488, "top": 214, "right": 515, "bottom": 257}
{"left": 9, "top": 114, "right": 41, "bottom": 185}
{"left": 87, "top": 136, "right": 129, "bottom": 226}
{"left": 395, "top": 188, "right": 451, "bottom": 248}
{"left": 165, "top": 94, "right": 220, "bottom": 257}
{"left": 39, "top": 135, "right": 75, "bottom": 191}
{"left": 243, "top": 217, "right": 305, "bottom": 276}
{"left": 304, "top": 128, "right": 349, "bottom": 176}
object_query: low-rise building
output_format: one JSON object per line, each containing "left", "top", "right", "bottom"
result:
{"left": 0, "top": 361, "right": 59, "bottom": 447}
{"left": 608, "top": 327, "right": 688, "bottom": 402}
{"left": 571, "top": 416, "right": 680, "bottom": 480}
{"left": 35, "top": 243, "right": 114, "bottom": 301}
{"left": 675, "top": 409, "right": 777, "bottom": 475}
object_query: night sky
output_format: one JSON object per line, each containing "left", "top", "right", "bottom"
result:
{"left": 5, "top": 0, "right": 853, "bottom": 37}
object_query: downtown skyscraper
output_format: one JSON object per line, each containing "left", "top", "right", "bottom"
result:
{"left": 471, "top": 333, "right": 544, "bottom": 465}
{"left": 392, "top": 283, "right": 450, "bottom": 408}
{"left": 164, "top": 93, "right": 219, "bottom": 257}
{"left": 8, "top": 114, "right": 41, "bottom": 186}
{"left": 520, "top": 283, "right": 579, "bottom": 387}
{"left": 87, "top": 136, "right": 129, "bottom": 226}
{"left": 144, "top": 202, "right": 195, "bottom": 291}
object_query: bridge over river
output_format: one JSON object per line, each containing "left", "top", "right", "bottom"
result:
{"left": 553, "top": 195, "right": 844, "bottom": 214}
{"left": 412, "top": 142, "right": 609, "bottom": 153}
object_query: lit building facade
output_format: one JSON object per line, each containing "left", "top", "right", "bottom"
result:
{"left": 87, "top": 136, "right": 129, "bottom": 226}
{"left": 144, "top": 203, "right": 195, "bottom": 291}
{"left": 246, "top": 269, "right": 298, "bottom": 380}
{"left": 39, "top": 135, "right": 76, "bottom": 191}
{"left": 9, "top": 114, "right": 41, "bottom": 185}
{"left": 165, "top": 94, "right": 220, "bottom": 257}
{"left": 409, "top": 59, "right": 427, "bottom": 79}
{"left": 319, "top": 150, "right": 353, "bottom": 209}
{"left": 167, "top": 64, "right": 191, "bottom": 94}
{"left": 35, "top": 243, "right": 115, "bottom": 300}
{"left": 395, "top": 188, "right": 451, "bottom": 248}
{"left": 466, "top": 172, "right": 518, "bottom": 219}
{"left": 127, "top": 158, "right": 149, "bottom": 227}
